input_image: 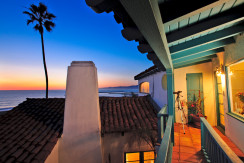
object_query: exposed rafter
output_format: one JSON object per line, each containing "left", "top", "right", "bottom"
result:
{"left": 171, "top": 37, "right": 234, "bottom": 60}
{"left": 166, "top": 4, "right": 244, "bottom": 44}
{"left": 169, "top": 23, "right": 244, "bottom": 54}
{"left": 174, "top": 59, "right": 213, "bottom": 69}
{"left": 172, "top": 48, "right": 224, "bottom": 64}
{"left": 174, "top": 54, "right": 218, "bottom": 68}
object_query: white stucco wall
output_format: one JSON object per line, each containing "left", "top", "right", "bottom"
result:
{"left": 102, "top": 132, "right": 155, "bottom": 163}
{"left": 59, "top": 61, "right": 103, "bottom": 163}
{"left": 221, "top": 33, "right": 244, "bottom": 152}
{"left": 138, "top": 71, "right": 167, "bottom": 110}
{"left": 45, "top": 139, "right": 60, "bottom": 163}
{"left": 174, "top": 62, "right": 216, "bottom": 125}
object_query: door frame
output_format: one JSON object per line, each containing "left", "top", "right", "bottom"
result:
{"left": 214, "top": 72, "right": 225, "bottom": 132}
{"left": 186, "top": 73, "right": 204, "bottom": 115}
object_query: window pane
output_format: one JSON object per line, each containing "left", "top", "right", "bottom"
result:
{"left": 219, "top": 104, "right": 224, "bottom": 115}
{"left": 229, "top": 61, "right": 244, "bottom": 116}
{"left": 144, "top": 151, "right": 155, "bottom": 160}
{"left": 220, "top": 115, "right": 225, "bottom": 126}
{"left": 126, "top": 153, "right": 140, "bottom": 162}
{"left": 144, "top": 160, "right": 155, "bottom": 163}
{"left": 140, "top": 82, "right": 150, "bottom": 93}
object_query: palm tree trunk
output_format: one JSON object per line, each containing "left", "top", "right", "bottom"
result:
{"left": 41, "top": 33, "right": 48, "bottom": 99}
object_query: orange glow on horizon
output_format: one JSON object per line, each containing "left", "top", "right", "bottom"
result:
{"left": 0, "top": 79, "right": 137, "bottom": 90}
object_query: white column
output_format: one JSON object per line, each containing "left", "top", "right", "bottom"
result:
{"left": 59, "top": 61, "right": 103, "bottom": 163}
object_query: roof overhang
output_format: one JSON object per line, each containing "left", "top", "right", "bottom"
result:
{"left": 85, "top": 0, "right": 244, "bottom": 70}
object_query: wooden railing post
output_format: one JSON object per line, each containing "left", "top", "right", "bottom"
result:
{"left": 157, "top": 105, "right": 168, "bottom": 141}
{"left": 200, "top": 117, "right": 242, "bottom": 163}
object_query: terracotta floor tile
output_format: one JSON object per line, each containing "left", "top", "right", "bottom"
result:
{"left": 172, "top": 151, "right": 180, "bottom": 160}
{"left": 180, "top": 146, "right": 196, "bottom": 154}
{"left": 180, "top": 141, "right": 194, "bottom": 147}
{"left": 172, "top": 159, "right": 180, "bottom": 163}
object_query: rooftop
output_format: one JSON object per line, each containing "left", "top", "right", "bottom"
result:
{"left": 0, "top": 96, "right": 158, "bottom": 162}
{"left": 134, "top": 65, "right": 163, "bottom": 80}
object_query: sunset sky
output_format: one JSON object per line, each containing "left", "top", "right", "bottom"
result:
{"left": 0, "top": 0, "right": 152, "bottom": 90}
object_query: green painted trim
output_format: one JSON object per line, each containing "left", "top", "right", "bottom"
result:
{"left": 169, "top": 24, "right": 244, "bottom": 54}
{"left": 214, "top": 73, "right": 221, "bottom": 126}
{"left": 174, "top": 59, "right": 212, "bottom": 69}
{"left": 227, "top": 112, "right": 244, "bottom": 123}
{"left": 166, "top": 69, "right": 174, "bottom": 145}
{"left": 172, "top": 48, "right": 224, "bottom": 64}
{"left": 171, "top": 37, "right": 234, "bottom": 59}
{"left": 225, "top": 66, "right": 232, "bottom": 113}
{"left": 174, "top": 54, "right": 217, "bottom": 67}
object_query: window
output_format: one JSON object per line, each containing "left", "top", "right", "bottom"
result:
{"left": 227, "top": 60, "right": 244, "bottom": 117}
{"left": 125, "top": 151, "right": 155, "bottom": 163}
{"left": 139, "top": 82, "right": 150, "bottom": 93}
{"left": 162, "top": 74, "right": 167, "bottom": 90}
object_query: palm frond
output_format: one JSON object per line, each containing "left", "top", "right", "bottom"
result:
{"left": 23, "top": 11, "right": 32, "bottom": 16}
{"left": 38, "top": 3, "right": 47, "bottom": 17}
{"left": 44, "top": 21, "right": 55, "bottom": 32}
{"left": 24, "top": 3, "right": 55, "bottom": 33}
{"left": 29, "top": 4, "right": 38, "bottom": 17}
{"left": 34, "top": 24, "right": 43, "bottom": 34}
{"left": 27, "top": 19, "right": 34, "bottom": 25}
{"left": 45, "top": 13, "right": 56, "bottom": 20}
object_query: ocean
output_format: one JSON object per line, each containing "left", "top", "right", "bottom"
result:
{"left": 0, "top": 88, "right": 139, "bottom": 111}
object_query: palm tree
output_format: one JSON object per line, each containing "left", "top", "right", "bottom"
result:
{"left": 23, "top": 3, "right": 56, "bottom": 99}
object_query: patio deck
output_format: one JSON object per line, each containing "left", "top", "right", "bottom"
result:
{"left": 172, "top": 123, "right": 244, "bottom": 162}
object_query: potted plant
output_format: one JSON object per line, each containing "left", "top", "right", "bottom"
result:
{"left": 187, "top": 91, "right": 206, "bottom": 128}
{"left": 236, "top": 92, "right": 244, "bottom": 115}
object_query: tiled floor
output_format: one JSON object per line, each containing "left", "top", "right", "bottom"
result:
{"left": 172, "top": 123, "right": 244, "bottom": 162}
{"left": 213, "top": 127, "right": 244, "bottom": 159}
{"left": 172, "top": 123, "right": 205, "bottom": 163}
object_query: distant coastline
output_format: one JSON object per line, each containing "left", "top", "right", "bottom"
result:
{"left": 0, "top": 86, "right": 140, "bottom": 111}
{"left": 100, "top": 85, "right": 138, "bottom": 89}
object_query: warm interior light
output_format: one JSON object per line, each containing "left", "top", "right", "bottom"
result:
{"left": 216, "top": 64, "right": 224, "bottom": 76}
{"left": 229, "top": 70, "right": 233, "bottom": 76}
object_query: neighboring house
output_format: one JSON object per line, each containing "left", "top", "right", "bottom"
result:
{"left": 134, "top": 66, "right": 167, "bottom": 110}
{"left": 85, "top": 0, "right": 244, "bottom": 161}
{"left": 0, "top": 96, "right": 158, "bottom": 163}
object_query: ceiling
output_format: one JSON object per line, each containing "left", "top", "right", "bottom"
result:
{"left": 85, "top": 0, "right": 244, "bottom": 70}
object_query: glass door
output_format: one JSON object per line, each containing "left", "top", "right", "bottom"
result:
{"left": 215, "top": 74, "right": 225, "bottom": 129}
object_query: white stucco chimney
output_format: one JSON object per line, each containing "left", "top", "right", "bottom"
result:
{"left": 59, "top": 61, "right": 103, "bottom": 163}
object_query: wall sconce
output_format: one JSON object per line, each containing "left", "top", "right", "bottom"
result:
{"left": 216, "top": 64, "right": 224, "bottom": 76}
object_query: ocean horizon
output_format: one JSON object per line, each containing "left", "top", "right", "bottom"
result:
{"left": 0, "top": 88, "right": 140, "bottom": 111}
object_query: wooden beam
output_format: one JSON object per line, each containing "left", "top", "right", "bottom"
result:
{"left": 169, "top": 24, "right": 244, "bottom": 54}
{"left": 171, "top": 37, "right": 234, "bottom": 60}
{"left": 173, "top": 54, "right": 217, "bottom": 68}
{"left": 173, "top": 48, "right": 224, "bottom": 64}
{"left": 166, "top": 4, "right": 244, "bottom": 44}
{"left": 174, "top": 59, "right": 213, "bottom": 69}
{"left": 164, "top": 0, "right": 232, "bottom": 27}
{"left": 120, "top": 0, "right": 173, "bottom": 69}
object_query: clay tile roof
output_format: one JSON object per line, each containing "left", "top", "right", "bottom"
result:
{"left": 99, "top": 96, "right": 158, "bottom": 134}
{"left": 0, "top": 98, "right": 64, "bottom": 163}
{"left": 0, "top": 96, "right": 158, "bottom": 162}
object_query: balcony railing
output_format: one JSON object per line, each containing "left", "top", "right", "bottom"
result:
{"left": 156, "top": 105, "right": 173, "bottom": 163}
{"left": 200, "top": 117, "right": 242, "bottom": 163}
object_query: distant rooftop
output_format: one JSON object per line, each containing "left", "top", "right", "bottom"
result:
{"left": 134, "top": 65, "right": 164, "bottom": 80}
{"left": 0, "top": 96, "right": 158, "bottom": 162}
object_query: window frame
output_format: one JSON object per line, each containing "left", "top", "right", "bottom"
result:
{"left": 124, "top": 151, "right": 156, "bottom": 163}
{"left": 226, "top": 59, "right": 244, "bottom": 122}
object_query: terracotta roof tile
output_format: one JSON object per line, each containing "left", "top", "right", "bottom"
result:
{"left": 0, "top": 96, "right": 158, "bottom": 162}
{"left": 0, "top": 98, "right": 64, "bottom": 163}
{"left": 99, "top": 96, "right": 158, "bottom": 134}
